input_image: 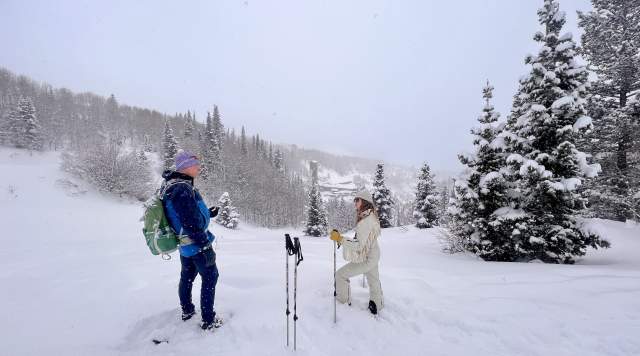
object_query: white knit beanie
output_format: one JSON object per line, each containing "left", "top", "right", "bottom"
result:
{"left": 354, "top": 190, "right": 374, "bottom": 206}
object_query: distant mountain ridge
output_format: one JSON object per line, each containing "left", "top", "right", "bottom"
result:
{"left": 281, "top": 145, "right": 454, "bottom": 203}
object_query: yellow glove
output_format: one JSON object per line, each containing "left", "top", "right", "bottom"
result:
{"left": 329, "top": 229, "right": 343, "bottom": 243}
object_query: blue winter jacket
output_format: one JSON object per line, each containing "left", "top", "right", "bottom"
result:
{"left": 161, "top": 170, "right": 215, "bottom": 257}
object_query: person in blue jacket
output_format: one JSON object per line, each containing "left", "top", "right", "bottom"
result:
{"left": 162, "top": 150, "right": 221, "bottom": 330}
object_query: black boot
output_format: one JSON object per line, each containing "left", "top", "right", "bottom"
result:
{"left": 182, "top": 310, "right": 196, "bottom": 321}
{"left": 201, "top": 315, "right": 224, "bottom": 330}
{"left": 368, "top": 300, "right": 377, "bottom": 315}
{"left": 201, "top": 320, "right": 214, "bottom": 330}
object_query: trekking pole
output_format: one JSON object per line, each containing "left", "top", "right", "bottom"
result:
{"left": 285, "top": 234, "right": 294, "bottom": 347}
{"left": 293, "top": 237, "right": 303, "bottom": 351}
{"left": 333, "top": 240, "right": 337, "bottom": 324}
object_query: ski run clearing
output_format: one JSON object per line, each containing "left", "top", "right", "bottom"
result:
{"left": 1, "top": 148, "right": 639, "bottom": 356}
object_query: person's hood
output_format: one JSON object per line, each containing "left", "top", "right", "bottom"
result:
{"left": 162, "top": 169, "right": 194, "bottom": 184}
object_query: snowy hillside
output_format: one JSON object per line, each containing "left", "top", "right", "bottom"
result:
{"left": 284, "top": 145, "right": 454, "bottom": 203}
{"left": 301, "top": 160, "right": 424, "bottom": 202}
{"left": 1, "top": 148, "right": 639, "bottom": 356}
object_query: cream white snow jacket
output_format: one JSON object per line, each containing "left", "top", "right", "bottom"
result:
{"left": 341, "top": 210, "right": 381, "bottom": 263}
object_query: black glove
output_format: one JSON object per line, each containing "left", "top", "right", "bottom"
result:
{"left": 208, "top": 206, "right": 219, "bottom": 218}
{"left": 201, "top": 245, "right": 216, "bottom": 267}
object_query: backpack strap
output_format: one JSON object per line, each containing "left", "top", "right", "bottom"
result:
{"left": 159, "top": 178, "right": 194, "bottom": 201}
{"left": 158, "top": 178, "right": 196, "bottom": 243}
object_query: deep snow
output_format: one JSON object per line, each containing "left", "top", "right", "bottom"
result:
{"left": 1, "top": 148, "right": 639, "bottom": 356}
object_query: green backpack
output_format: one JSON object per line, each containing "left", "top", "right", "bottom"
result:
{"left": 141, "top": 181, "right": 184, "bottom": 256}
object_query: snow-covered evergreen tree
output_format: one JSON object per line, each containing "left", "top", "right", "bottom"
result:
{"left": 304, "top": 161, "right": 327, "bottom": 236}
{"left": 162, "top": 120, "right": 178, "bottom": 170}
{"left": 216, "top": 192, "right": 240, "bottom": 229}
{"left": 372, "top": 163, "right": 394, "bottom": 228}
{"left": 449, "top": 80, "right": 513, "bottom": 260}
{"left": 436, "top": 184, "right": 453, "bottom": 226}
{"left": 501, "top": 0, "right": 609, "bottom": 263}
{"left": 413, "top": 163, "right": 439, "bottom": 228}
{"left": 623, "top": 93, "right": 640, "bottom": 219}
{"left": 240, "top": 126, "right": 248, "bottom": 156}
{"left": 183, "top": 111, "right": 195, "bottom": 139}
{"left": 394, "top": 197, "right": 415, "bottom": 226}
{"left": 212, "top": 105, "right": 224, "bottom": 153}
{"left": 274, "top": 149, "right": 284, "bottom": 173}
{"left": 304, "top": 183, "right": 327, "bottom": 236}
{"left": 203, "top": 112, "right": 221, "bottom": 179}
{"left": 583, "top": 103, "right": 639, "bottom": 220}
{"left": 4, "top": 102, "right": 21, "bottom": 148}
{"left": 105, "top": 94, "right": 121, "bottom": 139}
{"left": 7, "top": 98, "right": 43, "bottom": 151}
{"left": 142, "top": 134, "right": 153, "bottom": 152}
{"left": 578, "top": 1, "right": 640, "bottom": 221}
{"left": 198, "top": 126, "right": 210, "bottom": 181}
{"left": 210, "top": 105, "right": 225, "bottom": 180}
{"left": 327, "top": 197, "right": 355, "bottom": 233}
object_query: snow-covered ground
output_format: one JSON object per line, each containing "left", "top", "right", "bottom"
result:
{"left": 1, "top": 148, "right": 639, "bottom": 356}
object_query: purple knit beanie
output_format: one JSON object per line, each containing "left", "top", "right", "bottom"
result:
{"left": 175, "top": 150, "right": 200, "bottom": 171}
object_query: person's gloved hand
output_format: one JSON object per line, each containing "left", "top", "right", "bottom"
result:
{"left": 329, "top": 229, "right": 343, "bottom": 243}
{"left": 208, "top": 206, "right": 219, "bottom": 218}
{"left": 201, "top": 244, "right": 216, "bottom": 267}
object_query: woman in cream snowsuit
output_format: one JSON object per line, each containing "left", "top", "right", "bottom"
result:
{"left": 330, "top": 190, "right": 384, "bottom": 315}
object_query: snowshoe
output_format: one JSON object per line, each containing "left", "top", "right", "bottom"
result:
{"left": 182, "top": 310, "right": 196, "bottom": 321}
{"left": 201, "top": 315, "right": 224, "bottom": 330}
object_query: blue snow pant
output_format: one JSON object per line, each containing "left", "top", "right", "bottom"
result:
{"left": 179, "top": 252, "right": 219, "bottom": 323}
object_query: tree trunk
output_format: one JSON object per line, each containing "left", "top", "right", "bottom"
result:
{"left": 616, "top": 88, "right": 630, "bottom": 174}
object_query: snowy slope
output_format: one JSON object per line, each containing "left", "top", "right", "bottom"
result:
{"left": 1, "top": 148, "right": 639, "bottom": 356}
{"left": 306, "top": 162, "right": 418, "bottom": 202}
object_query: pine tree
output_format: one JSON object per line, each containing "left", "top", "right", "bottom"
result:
{"left": 304, "top": 161, "right": 327, "bottom": 236}
{"left": 623, "top": 93, "right": 640, "bottom": 219}
{"left": 327, "top": 197, "right": 339, "bottom": 231}
{"left": 202, "top": 112, "right": 221, "bottom": 179}
{"left": 8, "top": 98, "right": 43, "bottom": 151}
{"left": 578, "top": 1, "right": 640, "bottom": 221}
{"left": 198, "top": 127, "right": 210, "bottom": 181}
{"left": 304, "top": 182, "right": 327, "bottom": 236}
{"left": 274, "top": 149, "right": 284, "bottom": 173}
{"left": 437, "top": 185, "right": 452, "bottom": 226}
{"left": 327, "top": 197, "right": 355, "bottom": 232}
{"left": 105, "top": 94, "right": 119, "bottom": 122}
{"left": 143, "top": 134, "right": 153, "bottom": 152}
{"left": 261, "top": 139, "right": 268, "bottom": 161}
{"left": 240, "top": 126, "right": 248, "bottom": 156}
{"left": 210, "top": 106, "right": 224, "bottom": 179}
{"left": 372, "top": 163, "right": 394, "bottom": 228}
{"left": 39, "top": 85, "right": 60, "bottom": 150}
{"left": 212, "top": 105, "right": 224, "bottom": 152}
{"left": 184, "top": 111, "right": 195, "bottom": 138}
{"left": 450, "top": 81, "right": 513, "bottom": 260}
{"left": 501, "top": 0, "right": 609, "bottom": 263}
{"left": 162, "top": 120, "right": 178, "bottom": 170}
{"left": 413, "top": 163, "right": 439, "bottom": 228}
{"left": 255, "top": 134, "right": 262, "bottom": 157}
{"left": 5, "top": 101, "right": 23, "bottom": 148}
{"left": 216, "top": 192, "right": 240, "bottom": 229}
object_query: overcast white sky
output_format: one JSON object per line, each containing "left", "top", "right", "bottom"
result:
{"left": 0, "top": 0, "right": 592, "bottom": 171}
